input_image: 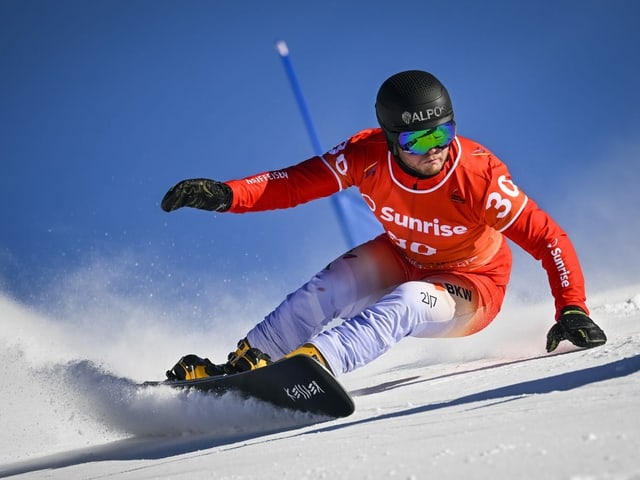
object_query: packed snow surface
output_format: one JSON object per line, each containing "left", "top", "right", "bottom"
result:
{"left": 1, "top": 284, "right": 639, "bottom": 479}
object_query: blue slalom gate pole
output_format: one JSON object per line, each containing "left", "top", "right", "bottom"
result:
{"left": 275, "top": 40, "right": 382, "bottom": 248}
{"left": 275, "top": 40, "right": 324, "bottom": 157}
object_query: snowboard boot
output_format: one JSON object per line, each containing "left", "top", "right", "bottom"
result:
{"left": 286, "top": 343, "right": 332, "bottom": 374}
{"left": 226, "top": 338, "right": 272, "bottom": 372}
{"left": 166, "top": 354, "right": 228, "bottom": 381}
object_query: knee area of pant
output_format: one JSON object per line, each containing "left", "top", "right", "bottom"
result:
{"left": 392, "top": 281, "right": 456, "bottom": 316}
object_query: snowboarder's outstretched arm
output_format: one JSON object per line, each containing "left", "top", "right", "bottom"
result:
{"left": 502, "top": 197, "right": 606, "bottom": 352}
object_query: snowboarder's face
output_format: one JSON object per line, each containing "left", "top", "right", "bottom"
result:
{"left": 396, "top": 146, "right": 450, "bottom": 177}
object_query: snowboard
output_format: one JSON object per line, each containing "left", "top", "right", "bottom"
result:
{"left": 143, "top": 354, "right": 355, "bottom": 418}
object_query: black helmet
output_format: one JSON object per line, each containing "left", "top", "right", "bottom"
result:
{"left": 375, "top": 70, "right": 454, "bottom": 149}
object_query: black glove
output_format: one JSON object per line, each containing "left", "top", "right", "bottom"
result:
{"left": 161, "top": 178, "right": 232, "bottom": 212}
{"left": 546, "top": 306, "right": 607, "bottom": 353}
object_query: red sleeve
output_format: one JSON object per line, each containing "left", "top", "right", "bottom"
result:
{"left": 226, "top": 156, "right": 341, "bottom": 213}
{"left": 504, "top": 199, "right": 588, "bottom": 319}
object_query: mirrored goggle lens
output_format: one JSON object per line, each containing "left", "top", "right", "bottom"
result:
{"left": 397, "top": 122, "right": 456, "bottom": 154}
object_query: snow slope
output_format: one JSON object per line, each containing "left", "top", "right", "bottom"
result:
{"left": 0, "top": 282, "right": 638, "bottom": 479}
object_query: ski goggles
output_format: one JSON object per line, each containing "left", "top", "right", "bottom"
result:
{"left": 397, "top": 121, "right": 456, "bottom": 155}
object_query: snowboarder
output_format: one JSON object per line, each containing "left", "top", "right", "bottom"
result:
{"left": 161, "top": 70, "right": 606, "bottom": 380}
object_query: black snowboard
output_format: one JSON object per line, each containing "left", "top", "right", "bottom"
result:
{"left": 143, "top": 355, "right": 354, "bottom": 418}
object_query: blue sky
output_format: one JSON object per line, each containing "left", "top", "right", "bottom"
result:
{"left": 1, "top": 1, "right": 639, "bottom": 310}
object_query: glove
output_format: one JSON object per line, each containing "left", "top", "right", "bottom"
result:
{"left": 161, "top": 178, "right": 232, "bottom": 212}
{"left": 546, "top": 306, "right": 607, "bottom": 353}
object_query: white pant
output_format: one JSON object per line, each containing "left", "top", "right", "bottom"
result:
{"left": 245, "top": 238, "right": 484, "bottom": 375}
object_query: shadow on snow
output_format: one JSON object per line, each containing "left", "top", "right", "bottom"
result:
{"left": 321, "top": 353, "right": 640, "bottom": 433}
